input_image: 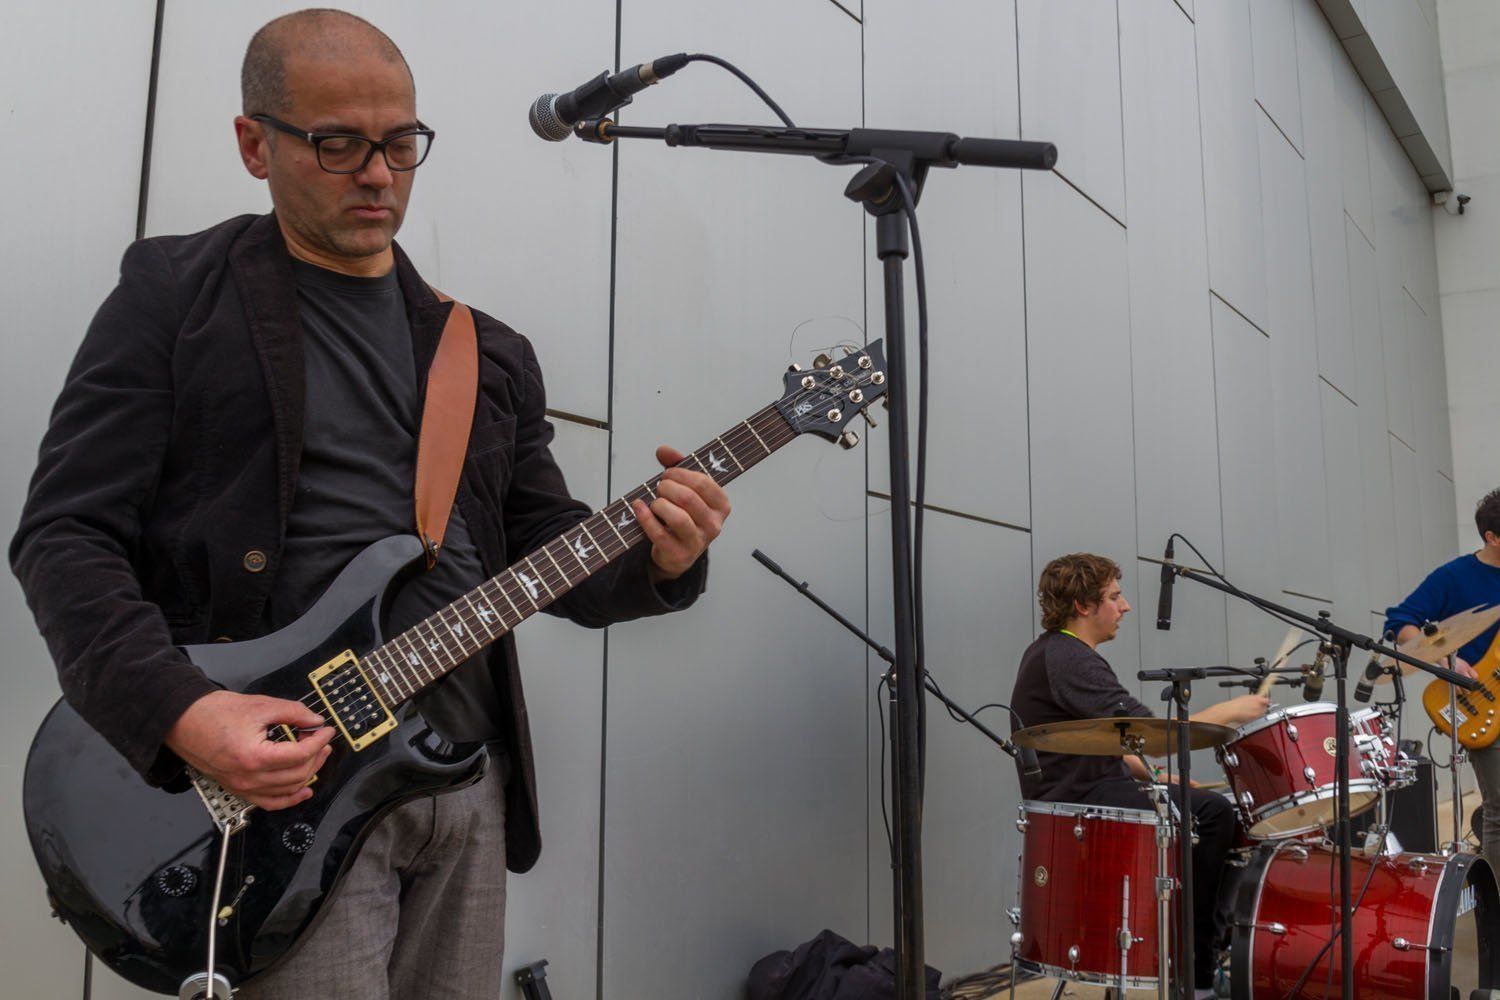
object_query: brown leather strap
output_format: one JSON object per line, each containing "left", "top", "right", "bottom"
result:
{"left": 415, "top": 289, "right": 479, "bottom": 568}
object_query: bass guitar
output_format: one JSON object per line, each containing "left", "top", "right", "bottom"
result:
{"left": 24, "top": 342, "right": 886, "bottom": 995}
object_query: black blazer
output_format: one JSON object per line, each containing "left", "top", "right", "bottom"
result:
{"left": 11, "top": 212, "right": 704, "bottom": 872}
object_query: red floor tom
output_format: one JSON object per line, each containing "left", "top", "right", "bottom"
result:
{"left": 1015, "top": 800, "right": 1173, "bottom": 988}
{"left": 1231, "top": 841, "right": 1498, "bottom": 998}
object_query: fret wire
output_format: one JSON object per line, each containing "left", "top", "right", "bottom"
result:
{"left": 742, "top": 418, "right": 772, "bottom": 455}
{"left": 512, "top": 561, "right": 547, "bottom": 607}
{"left": 714, "top": 435, "right": 745, "bottom": 473}
{"left": 566, "top": 528, "right": 594, "bottom": 573}
{"left": 366, "top": 648, "right": 401, "bottom": 702}
{"left": 461, "top": 592, "right": 500, "bottom": 640}
{"left": 397, "top": 635, "right": 429, "bottom": 685}
{"left": 412, "top": 620, "right": 448, "bottom": 677}
{"left": 488, "top": 577, "right": 525, "bottom": 624}
{"left": 541, "top": 546, "right": 570, "bottom": 590}
{"left": 436, "top": 605, "right": 475, "bottom": 658}
{"left": 578, "top": 523, "right": 607, "bottom": 565}
{"left": 526, "top": 556, "right": 558, "bottom": 601}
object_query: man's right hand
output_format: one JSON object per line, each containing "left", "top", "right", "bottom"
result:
{"left": 163, "top": 690, "right": 335, "bottom": 810}
{"left": 1222, "top": 694, "right": 1272, "bottom": 726}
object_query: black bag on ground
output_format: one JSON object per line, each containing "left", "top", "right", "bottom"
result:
{"left": 747, "top": 928, "right": 942, "bottom": 1000}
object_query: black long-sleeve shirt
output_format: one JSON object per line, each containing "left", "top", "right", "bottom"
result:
{"left": 1010, "top": 630, "right": 1152, "bottom": 802}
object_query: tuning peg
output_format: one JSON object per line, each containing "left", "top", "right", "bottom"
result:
{"left": 861, "top": 410, "right": 878, "bottom": 429}
{"left": 839, "top": 430, "right": 860, "bottom": 450}
{"left": 787, "top": 363, "right": 803, "bottom": 373}
{"left": 842, "top": 345, "right": 858, "bottom": 356}
{"left": 814, "top": 353, "right": 832, "bottom": 369}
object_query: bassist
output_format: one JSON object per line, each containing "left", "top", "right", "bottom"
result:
{"left": 1384, "top": 487, "right": 1500, "bottom": 873}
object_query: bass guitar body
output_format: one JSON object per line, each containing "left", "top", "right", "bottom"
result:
{"left": 1423, "top": 629, "right": 1500, "bottom": 751}
{"left": 23, "top": 535, "right": 486, "bottom": 995}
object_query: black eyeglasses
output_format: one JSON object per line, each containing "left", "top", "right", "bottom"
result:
{"left": 250, "top": 114, "right": 435, "bottom": 174}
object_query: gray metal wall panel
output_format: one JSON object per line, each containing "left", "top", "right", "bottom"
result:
{"left": 1121, "top": 0, "right": 1230, "bottom": 674}
{"left": 862, "top": 0, "right": 1029, "bottom": 529}
{"left": 0, "top": 3, "right": 158, "bottom": 996}
{"left": 605, "top": 3, "right": 867, "bottom": 994}
{"left": 1336, "top": 59, "right": 1377, "bottom": 246}
{"left": 1348, "top": 216, "right": 1400, "bottom": 611}
{"left": 1023, "top": 172, "right": 1140, "bottom": 684}
{"left": 501, "top": 422, "right": 608, "bottom": 998}
{"left": 1260, "top": 109, "right": 1333, "bottom": 601}
{"left": 1369, "top": 122, "right": 1419, "bottom": 449}
{"left": 1297, "top": 1, "right": 1358, "bottom": 398}
{"left": 863, "top": 510, "right": 1036, "bottom": 973}
{"left": 1211, "top": 297, "right": 1284, "bottom": 663}
{"left": 1320, "top": 382, "right": 1370, "bottom": 627}
{"left": 1250, "top": 0, "right": 1305, "bottom": 153}
{"left": 1016, "top": 0, "right": 1126, "bottom": 223}
{"left": 1197, "top": 0, "right": 1270, "bottom": 331}
{"left": 1389, "top": 434, "right": 1426, "bottom": 592}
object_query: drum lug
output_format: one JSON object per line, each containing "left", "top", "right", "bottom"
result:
{"left": 1067, "top": 944, "right": 1080, "bottom": 968}
{"left": 1407, "top": 857, "right": 1430, "bottom": 875}
{"left": 1074, "top": 822, "right": 1085, "bottom": 841}
{"left": 1392, "top": 936, "right": 1411, "bottom": 951}
{"left": 1016, "top": 806, "right": 1028, "bottom": 833}
{"left": 1239, "top": 790, "right": 1255, "bottom": 811}
{"left": 1287, "top": 723, "right": 1299, "bottom": 742}
{"left": 1006, "top": 906, "right": 1021, "bottom": 928}
{"left": 1221, "top": 748, "right": 1239, "bottom": 769}
{"left": 1303, "top": 765, "right": 1318, "bottom": 785}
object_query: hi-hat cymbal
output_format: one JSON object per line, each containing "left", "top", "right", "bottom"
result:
{"left": 1012, "top": 717, "right": 1237, "bottom": 757}
{"left": 1400, "top": 604, "right": 1500, "bottom": 664}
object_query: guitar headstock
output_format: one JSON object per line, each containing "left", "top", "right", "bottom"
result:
{"left": 775, "top": 341, "right": 888, "bottom": 446}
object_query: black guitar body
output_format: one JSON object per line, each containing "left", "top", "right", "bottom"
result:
{"left": 23, "top": 535, "right": 488, "bottom": 995}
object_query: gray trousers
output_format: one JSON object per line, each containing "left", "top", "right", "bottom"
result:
{"left": 1469, "top": 743, "right": 1500, "bottom": 876}
{"left": 238, "top": 764, "right": 508, "bottom": 1000}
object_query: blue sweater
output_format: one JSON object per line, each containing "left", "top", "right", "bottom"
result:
{"left": 1384, "top": 553, "right": 1500, "bottom": 664}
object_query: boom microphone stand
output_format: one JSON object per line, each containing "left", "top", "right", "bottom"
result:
{"left": 1158, "top": 558, "right": 1479, "bottom": 998}
{"left": 577, "top": 118, "right": 1056, "bottom": 999}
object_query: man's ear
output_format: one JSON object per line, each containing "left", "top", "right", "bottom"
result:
{"left": 234, "top": 116, "right": 271, "bottom": 180}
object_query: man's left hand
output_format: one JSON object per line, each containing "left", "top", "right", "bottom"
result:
{"left": 634, "top": 445, "right": 731, "bottom": 581}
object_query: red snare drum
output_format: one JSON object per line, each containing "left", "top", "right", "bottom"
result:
{"left": 1231, "top": 841, "right": 1498, "bottom": 999}
{"left": 1015, "top": 800, "right": 1173, "bottom": 988}
{"left": 1217, "top": 704, "right": 1382, "bottom": 838}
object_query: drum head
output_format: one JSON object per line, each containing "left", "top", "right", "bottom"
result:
{"left": 1246, "top": 786, "right": 1380, "bottom": 839}
{"left": 1437, "top": 856, "right": 1498, "bottom": 1000}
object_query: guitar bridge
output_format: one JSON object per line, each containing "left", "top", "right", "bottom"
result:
{"left": 189, "top": 768, "right": 254, "bottom": 834}
{"left": 309, "top": 649, "right": 397, "bottom": 751}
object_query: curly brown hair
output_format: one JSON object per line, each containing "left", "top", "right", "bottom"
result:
{"left": 1038, "top": 553, "right": 1122, "bottom": 632}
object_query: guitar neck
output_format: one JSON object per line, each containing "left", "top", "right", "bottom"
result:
{"left": 363, "top": 404, "right": 797, "bottom": 707}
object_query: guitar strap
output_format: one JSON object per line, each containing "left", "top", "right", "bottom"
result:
{"left": 414, "top": 289, "right": 479, "bottom": 569}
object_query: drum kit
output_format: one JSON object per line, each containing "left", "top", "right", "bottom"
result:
{"left": 1003, "top": 611, "right": 1500, "bottom": 1000}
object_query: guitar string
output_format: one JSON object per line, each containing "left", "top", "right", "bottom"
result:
{"left": 266, "top": 366, "right": 881, "bottom": 746}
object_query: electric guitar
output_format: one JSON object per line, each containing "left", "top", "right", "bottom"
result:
{"left": 23, "top": 342, "right": 887, "bottom": 995}
{"left": 1423, "top": 626, "right": 1500, "bottom": 750}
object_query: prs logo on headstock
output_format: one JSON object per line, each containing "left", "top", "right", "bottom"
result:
{"left": 776, "top": 342, "right": 888, "bottom": 449}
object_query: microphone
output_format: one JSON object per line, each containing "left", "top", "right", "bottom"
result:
{"left": 1354, "top": 632, "right": 1395, "bottom": 703}
{"left": 1302, "top": 647, "right": 1328, "bottom": 702}
{"left": 1019, "top": 744, "right": 1041, "bottom": 779}
{"left": 529, "top": 53, "right": 690, "bottom": 141}
{"left": 1156, "top": 537, "right": 1176, "bottom": 631}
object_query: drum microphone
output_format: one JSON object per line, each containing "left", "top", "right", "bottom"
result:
{"left": 1354, "top": 632, "right": 1394, "bottom": 703}
{"left": 1156, "top": 537, "right": 1175, "bottom": 631}
{"left": 1019, "top": 744, "right": 1042, "bottom": 779}
{"left": 1302, "top": 647, "right": 1328, "bottom": 702}
{"left": 529, "top": 53, "right": 690, "bottom": 141}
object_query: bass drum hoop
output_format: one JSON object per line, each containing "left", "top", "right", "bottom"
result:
{"left": 1230, "top": 846, "right": 1499, "bottom": 1000}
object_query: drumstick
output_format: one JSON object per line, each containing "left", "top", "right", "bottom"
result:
{"left": 1257, "top": 627, "right": 1303, "bottom": 697}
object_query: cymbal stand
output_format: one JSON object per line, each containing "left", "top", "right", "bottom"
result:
{"left": 1445, "top": 652, "right": 1468, "bottom": 855}
{"left": 1128, "top": 743, "right": 1176, "bottom": 1000}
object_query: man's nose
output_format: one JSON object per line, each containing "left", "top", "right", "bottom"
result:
{"left": 355, "top": 151, "right": 395, "bottom": 188}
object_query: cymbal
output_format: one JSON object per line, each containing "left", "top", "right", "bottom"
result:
{"left": 1398, "top": 604, "right": 1500, "bottom": 665}
{"left": 1012, "top": 717, "right": 1237, "bottom": 757}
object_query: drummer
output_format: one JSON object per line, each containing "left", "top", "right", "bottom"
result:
{"left": 1010, "top": 553, "right": 1269, "bottom": 996}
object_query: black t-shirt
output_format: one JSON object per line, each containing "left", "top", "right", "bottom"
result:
{"left": 1009, "top": 631, "right": 1153, "bottom": 802}
{"left": 263, "top": 260, "right": 501, "bottom": 742}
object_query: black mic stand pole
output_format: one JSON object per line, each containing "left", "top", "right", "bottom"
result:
{"left": 1159, "top": 563, "right": 1479, "bottom": 998}
{"left": 575, "top": 116, "right": 1055, "bottom": 999}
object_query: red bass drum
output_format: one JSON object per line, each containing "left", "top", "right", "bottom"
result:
{"left": 1231, "top": 840, "right": 1498, "bottom": 999}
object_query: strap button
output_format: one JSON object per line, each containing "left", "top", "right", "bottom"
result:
{"left": 242, "top": 550, "right": 268, "bottom": 573}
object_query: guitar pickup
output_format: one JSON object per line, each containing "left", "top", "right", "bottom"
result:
{"left": 308, "top": 650, "right": 397, "bottom": 752}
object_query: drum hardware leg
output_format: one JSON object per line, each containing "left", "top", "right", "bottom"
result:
{"left": 1118, "top": 874, "right": 1132, "bottom": 998}
{"left": 1047, "top": 981, "right": 1067, "bottom": 1000}
{"left": 1009, "top": 853, "right": 1022, "bottom": 1000}
{"left": 1447, "top": 654, "right": 1469, "bottom": 856}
